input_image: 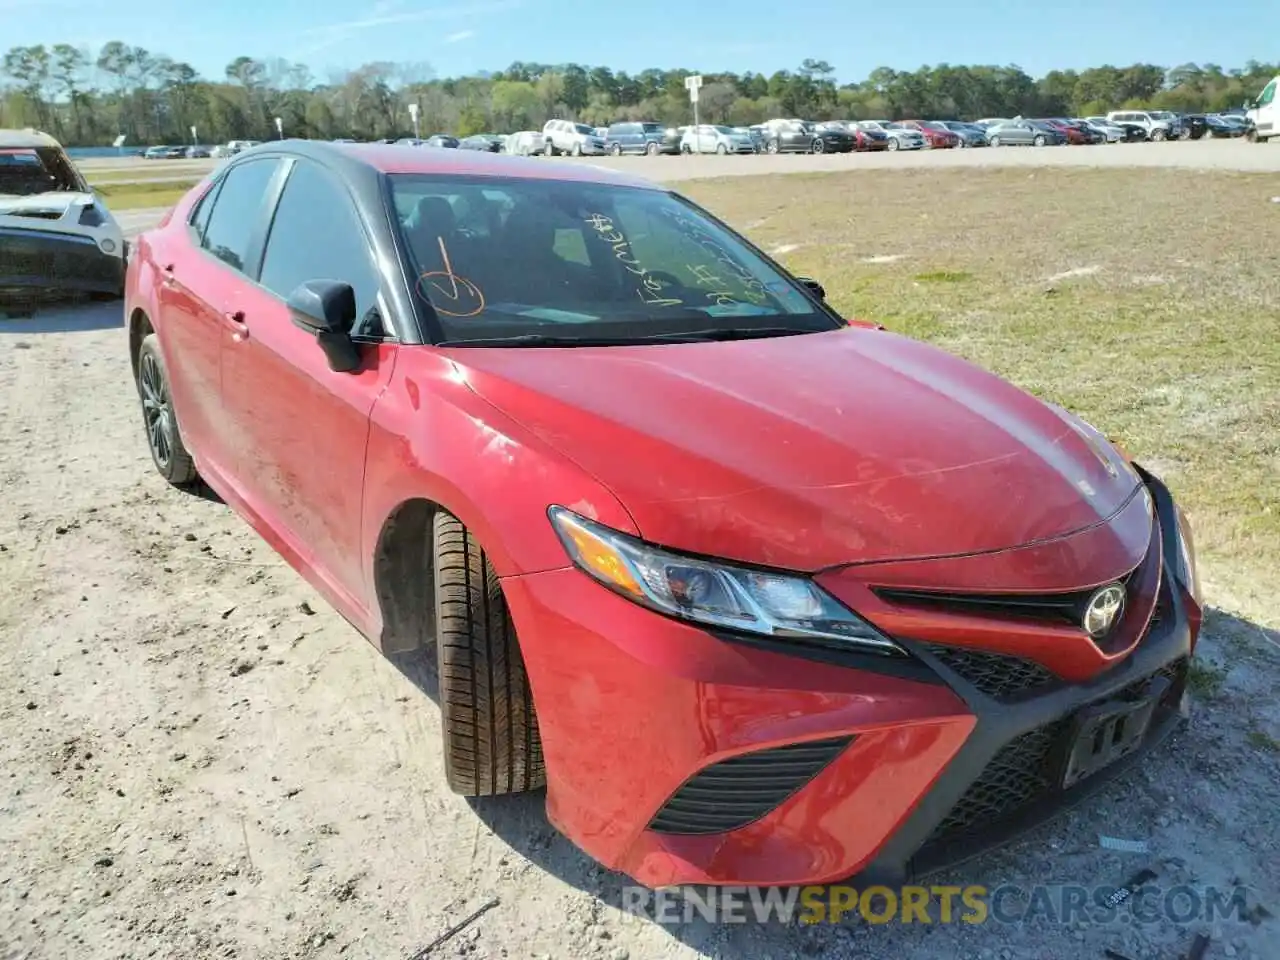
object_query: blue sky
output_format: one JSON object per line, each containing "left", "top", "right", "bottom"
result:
{"left": 4, "top": 0, "right": 1277, "bottom": 85}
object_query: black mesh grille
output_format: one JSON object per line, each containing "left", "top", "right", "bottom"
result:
{"left": 648, "top": 736, "right": 853, "bottom": 836}
{"left": 921, "top": 644, "right": 1059, "bottom": 701}
{"left": 925, "top": 657, "right": 1189, "bottom": 847}
{"left": 932, "top": 721, "right": 1068, "bottom": 840}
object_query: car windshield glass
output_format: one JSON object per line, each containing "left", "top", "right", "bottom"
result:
{"left": 0, "top": 147, "right": 83, "bottom": 197}
{"left": 641, "top": 123, "right": 663, "bottom": 132}
{"left": 390, "top": 174, "right": 834, "bottom": 345}
{"left": 920, "top": 121, "right": 946, "bottom": 130}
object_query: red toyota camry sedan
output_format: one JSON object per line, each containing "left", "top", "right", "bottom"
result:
{"left": 125, "top": 142, "right": 1202, "bottom": 888}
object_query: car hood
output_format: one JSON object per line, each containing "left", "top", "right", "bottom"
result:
{"left": 0, "top": 191, "right": 95, "bottom": 218}
{"left": 456, "top": 329, "right": 1141, "bottom": 572}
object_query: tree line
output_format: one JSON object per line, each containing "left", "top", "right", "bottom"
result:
{"left": 1, "top": 42, "right": 1276, "bottom": 147}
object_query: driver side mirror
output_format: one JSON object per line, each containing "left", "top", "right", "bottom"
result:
{"left": 797, "top": 276, "right": 826, "bottom": 301}
{"left": 287, "top": 279, "right": 361, "bottom": 373}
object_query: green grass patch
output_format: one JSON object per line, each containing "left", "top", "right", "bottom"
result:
{"left": 913, "top": 270, "right": 973, "bottom": 283}
{"left": 1187, "top": 661, "right": 1227, "bottom": 699}
{"left": 1247, "top": 730, "right": 1280, "bottom": 752}
{"left": 94, "top": 179, "right": 200, "bottom": 211}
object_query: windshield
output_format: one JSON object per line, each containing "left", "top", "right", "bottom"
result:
{"left": 0, "top": 147, "right": 86, "bottom": 197}
{"left": 641, "top": 123, "right": 663, "bottom": 132}
{"left": 920, "top": 121, "right": 946, "bottom": 131}
{"left": 390, "top": 174, "right": 834, "bottom": 344}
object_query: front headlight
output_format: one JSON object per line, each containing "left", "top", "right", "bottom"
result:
{"left": 1173, "top": 506, "right": 1202, "bottom": 605}
{"left": 548, "top": 507, "right": 901, "bottom": 654}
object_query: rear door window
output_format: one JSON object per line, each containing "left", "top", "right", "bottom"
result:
{"left": 200, "top": 158, "right": 279, "bottom": 273}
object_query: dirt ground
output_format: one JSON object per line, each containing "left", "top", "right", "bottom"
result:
{"left": 2, "top": 167, "right": 1279, "bottom": 960}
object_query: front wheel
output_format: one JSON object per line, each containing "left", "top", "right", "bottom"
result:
{"left": 766, "top": 139, "right": 779, "bottom": 154}
{"left": 571, "top": 142, "right": 583, "bottom": 156}
{"left": 609, "top": 142, "right": 622, "bottom": 156}
{"left": 887, "top": 137, "right": 899, "bottom": 151}
{"left": 136, "top": 333, "right": 198, "bottom": 487}
{"left": 645, "top": 141, "right": 659, "bottom": 156}
{"left": 1151, "top": 128, "right": 1166, "bottom": 142}
{"left": 716, "top": 142, "right": 727, "bottom": 155}
{"left": 811, "top": 138, "right": 825, "bottom": 154}
{"left": 433, "top": 512, "right": 545, "bottom": 797}
{"left": 989, "top": 135, "right": 1000, "bottom": 147}
{"left": 1033, "top": 135, "right": 1046, "bottom": 147}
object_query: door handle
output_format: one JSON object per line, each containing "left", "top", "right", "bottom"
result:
{"left": 222, "top": 310, "right": 249, "bottom": 341}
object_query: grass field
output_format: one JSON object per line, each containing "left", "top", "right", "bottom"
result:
{"left": 93, "top": 178, "right": 199, "bottom": 210}
{"left": 682, "top": 168, "right": 1279, "bottom": 622}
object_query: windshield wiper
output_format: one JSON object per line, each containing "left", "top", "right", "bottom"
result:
{"left": 637, "top": 326, "right": 824, "bottom": 342}
{"left": 434, "top": 326, "right": 825, "bottom": 348}
{"left": 435, "top": 334, "right": 661, "bottom": 347}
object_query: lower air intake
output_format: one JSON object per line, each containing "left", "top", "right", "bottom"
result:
{"left": 648, "top": 736, "right": 853, "bottom": 836}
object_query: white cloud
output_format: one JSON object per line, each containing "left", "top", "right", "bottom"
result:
{"left": 444, "top": 29, "right": 475, "bottom": 43}
{"left": 296, "top": 1, "right": 518, "bottom": 57}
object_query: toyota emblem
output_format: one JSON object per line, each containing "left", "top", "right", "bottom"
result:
{"left": 1083, "top": 583, "right": 1126, "bottom": 638}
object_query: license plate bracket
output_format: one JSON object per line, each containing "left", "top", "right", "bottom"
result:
{"left": 1060, "top": 676, "right": 1169, "bottom": 790}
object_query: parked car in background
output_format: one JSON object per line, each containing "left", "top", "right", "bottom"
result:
{"left": 505, "top": 131, "right": 545, "bottom": 156}
{"left": 821, "top": 121, "right": 891, "bottom": 151}
{"left": 1106, "top": 110, "right": 1180, "bottom": 141}
{"left": 605, "top": 121, "right": 681, "bottom": 155}
{"left": 855, "top": 121, "right": 926, "bottom": 151}
{"left": 985, "top": 119, "right": 1065, "bottom": 146}
{"left": 1204, "top": 114, "right": 1248, "bottom": 137}
{"left": 1, "top": 128, "right": 126, "bottom": 299}
{"left": 424, "top": 135, "right": 460, "bottom": 149}
{"left": 122, "top": 139, "right": 1203, "bottom": 891}
{"left": 143, "top": 145, "right": 186, "bottom": 159}
{"left": 185, "top": 145, "right": 212, "bottom": 159}
{"left": 542, "top": 119, "right": 606, "bottom": 156}
{"left": 898, "top": 120, "right": 960, "bottom": 148}
{"left": 679, "top": 124, "right": 757, "bottom": 154}
{"left": 761, "top": 119, "right": 855, "bottom": 154}
{"left": 1042, "top": 119, "right": 1101, "bottom": 145}
{"left": 1084, "top": 117, "right": 1146, "bottom": 142}
{"left": 1074, "top": 118, "right": 1123, "bottom": 142}
{"left": 937, "top": 121, "right": 989, "bottom": 146}
{"left": 459, "top": 134, "right": 505, "bottom": 152}
{"left": 396, "top": 138, "right": 427, "bottom": 147}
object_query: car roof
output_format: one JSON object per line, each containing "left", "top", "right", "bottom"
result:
{"left": 0, "top": 128, "right": 63, "bottom": 149}
{"left": 234, "top": 139, "right": 662, "bottom": 191}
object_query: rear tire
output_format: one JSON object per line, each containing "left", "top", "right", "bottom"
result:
{"left": 1151, "top": 128, "right": 1166, "bottom": 142}
{"left": 645, "top": 141, "right": 659, "bottom": 156}
{"left": 136, "top": 334, "right": 199, "bottom": 487}
{"left": 1033, "top": 134, "right": 1046, "bottom": 147}
{"left": 433, "top": 512, "right": 545, "bottom": 797}
{"left": 609, "top": 142, "right": 622, "bottom": 156}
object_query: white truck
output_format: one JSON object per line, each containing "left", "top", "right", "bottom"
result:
{"left": 1244, "top": 75, "right": 1277, "bottom": 142}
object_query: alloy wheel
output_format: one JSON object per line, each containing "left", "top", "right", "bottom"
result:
{"left": 139, "top": 352, "right": 173, "bottom": 469}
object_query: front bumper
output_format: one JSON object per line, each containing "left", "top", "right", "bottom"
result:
{"left": 503, "top": 474, "right": 1198, "bottom": 888}
{"left": 0, "top": 226, "right": 124, "bottom": 297}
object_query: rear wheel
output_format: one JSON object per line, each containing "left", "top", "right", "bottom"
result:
{"left": 1151, "top": 128, "right": 1166, "bottom": 142}
{"left": 811, "top": 138, "right": 825, "bottom": 153}
{"left": 1033, "top": 134, "right": 1046, "bottom": 147}
{"left": 646, "top": 140, "right": 659, "bottom": 156}
{"left": 571, "top": 142, "right": 583, "bottom": 156}
{"left": 433, "top": 512, "right": 545, "bottom": 796}
{"left": 716, "top": 142, "right": 728, "bottom": 155}
{"left": 136, "top": 334, "right": 198, "bottom": 487}
{"left": 609, "top": 142, "right": 622, "bottom": 156}
{"left": 766, "top": 139, "right": 779, "bottom": 154}
{"left": 989, "top": 135, "right": 1000, "bottom": 147}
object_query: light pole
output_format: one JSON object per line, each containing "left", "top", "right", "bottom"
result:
{"left": 409, "top": 102, "right": 421, "bottom": 140}
{"left": 274, "top": 116, "right": 283, "bottom": 140}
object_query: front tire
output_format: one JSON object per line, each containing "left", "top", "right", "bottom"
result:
{"left": 609, "top": 142, "right": 622, "bottom": 156}
{"left": 1033, "top": 134, "right": 1046, "bottom": 147}
{"left": 887, "top": 137, "right": 899, "bottom": 151}
{"left": 1151, "top": 128, "right": 1166, "bottom": 142}
{"left": 136, "top": 334, "right": 198, "bottom": 487}
{"left": 646, "top": 141, "right": 659, "bottom": 156}
{"left": 571, "top": 142, "right": 583, "bottom": 156}
{"left": 433, "top": 512, "right": 545, "bottom": 796}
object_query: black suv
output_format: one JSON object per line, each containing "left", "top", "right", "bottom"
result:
{"left": 605, "top": 121, "right": 681, "bottom": 156}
